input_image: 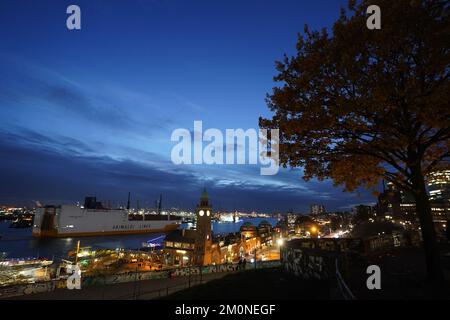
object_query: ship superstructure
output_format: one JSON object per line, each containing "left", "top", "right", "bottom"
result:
{"left": 32, "top": 197, "right": 180, "bottom": 238}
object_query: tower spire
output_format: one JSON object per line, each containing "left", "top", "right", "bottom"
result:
{"left": 200, "top": 188, "right": 209, "bottom": 207}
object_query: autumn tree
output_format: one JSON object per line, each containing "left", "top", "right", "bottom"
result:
{"left": 260, "top": 0, "right": 449, "bottom": 285}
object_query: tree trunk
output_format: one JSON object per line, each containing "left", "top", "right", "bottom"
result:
{"left": 410, "top": 166, "right": 445, "bottom": 287}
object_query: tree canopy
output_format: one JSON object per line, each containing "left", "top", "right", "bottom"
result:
{"left": 260, "top": 0, "right": 449, "bottom": 194}
{"left": 260, "top": 0, "right": 449, "bottom": 283}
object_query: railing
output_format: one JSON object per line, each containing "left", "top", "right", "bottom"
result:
{"left": 119, "top": 274, "right": 211, "bottom": 300}
{"left": 335, "top": 258, "right": 355, "bottom": 300}
{"left": 131, "top": 262, "right": 282, "bottom": 300}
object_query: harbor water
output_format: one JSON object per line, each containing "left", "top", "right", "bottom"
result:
{"left": 0, "top": 218, "right": 277, "bottom": 259}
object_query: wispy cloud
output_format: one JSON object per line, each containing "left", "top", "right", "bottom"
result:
{"left": 0, "top": 56, "right": 174, "bottom": 137}
{"left": 0, "top": 127, "right": 375, "bottom": 211}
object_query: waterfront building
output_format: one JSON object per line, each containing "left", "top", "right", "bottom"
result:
{"left": 163, "top": 190, "right": 281, "bottom": 266}
{"left": 163, "top": 229, "right": 196, "bottom": 266}
{"left": 163, "top": 189, "right": 212, "bottom": 266}
{"left": 240, "top": 222, "right": 257, "bottom": 239}
{"left": 193, "top": 189, "right": 213, "bottom": 266}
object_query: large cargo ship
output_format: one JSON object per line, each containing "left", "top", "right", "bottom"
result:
{"left": 32, "top": 197, "right": 180, "bottom": 238}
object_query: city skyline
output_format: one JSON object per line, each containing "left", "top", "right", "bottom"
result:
{"left": 0, "top": 0, "right": 448, "bottom": 304}
{"left": 1, "top": 0, "right": 374, "bottom": 211}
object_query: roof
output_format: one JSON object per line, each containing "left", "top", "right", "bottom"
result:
{"left": 258, "top": 220, "right": 271, "bottom": 227}
{"left": 240, "top": 222, "right": 257, "bottom": 231}
{"left": 201, "top": 188, "right": 208, "bottom": 201}
{"left": 164, "top": 230, "right": 195, "bottom": 244}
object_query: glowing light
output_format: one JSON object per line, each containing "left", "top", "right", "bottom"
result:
{"left": 277, "top": 238, "right": 284, "bottom": 246}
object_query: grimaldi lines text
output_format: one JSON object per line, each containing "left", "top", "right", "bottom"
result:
{"left": 32, "top": 197, "right": 180, "bottom": 238}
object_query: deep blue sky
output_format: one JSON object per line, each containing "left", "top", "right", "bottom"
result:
{"left": 0, "top": 0, "right": 376, "bottom": 212}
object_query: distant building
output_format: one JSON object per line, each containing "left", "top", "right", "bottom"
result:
{"left": 352, "top": 204, "right": 376, "bottom": 225}
{"left": 294, "top": 215, "right": 319, "bottom": 238}
{"left": 427, "top": 170, "right": 450, "bottom": 230}
{"left": 428, "top": 170, "right": 450, "bottom": 202}
{"left": 399, "top": 188, "right": 416, "bottom": 222}
{"left": 257, "top": 220, "right": 273, "bottom": 246}
{"left": 374, "top": 173, "right": 450, "bottom": 234}
{"left": 310, "top": 204, "right": 325, "bottom": 215}
{"left": 376, "top": 183, "right": 402, "bottom": 220}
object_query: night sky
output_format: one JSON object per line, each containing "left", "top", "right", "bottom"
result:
{"left": 0, "top": 0, "right": 376, "bottom": 212}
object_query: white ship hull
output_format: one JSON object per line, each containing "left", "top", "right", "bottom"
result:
{"left": 32, "top": 205, "right": 180, "bottom": 238}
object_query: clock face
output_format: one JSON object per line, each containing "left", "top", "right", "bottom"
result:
{"left": 199, "top": 210, "right": 204, "bottom": 216}
{"left": 206, "top": 210, "right": 210, "bottom": 216}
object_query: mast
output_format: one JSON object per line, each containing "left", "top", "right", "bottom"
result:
{"left": 158, "top": 194, "right": 162, "bottom": 214}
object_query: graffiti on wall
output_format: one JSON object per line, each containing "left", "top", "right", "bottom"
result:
{"left": 0, "top": 260, "right": 281, "bottom": 299}
{"left": 82, "top": 270, "right": 169, "bottom": 287}
{"left": 0, "top": 280, "right": 66, "bottom": 299}
{"left": 172, "top": 263, "right": 240, "bottom": 277}
{"left": 171, "top": 260, "right": 281, "bottom": 277}
{"left": 281, "top": 247, "right": 330, "bottom": 280}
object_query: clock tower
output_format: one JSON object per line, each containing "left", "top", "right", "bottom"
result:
{"left": 194, "top": 188, "right": 212, "bottom": 266}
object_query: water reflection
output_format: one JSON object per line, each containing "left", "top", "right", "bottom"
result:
{"left": 0, "top": 217, "right": 278, "bottom": 259}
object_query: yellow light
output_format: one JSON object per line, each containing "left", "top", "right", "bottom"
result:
{"left": 277, "top": 238, "right": 284, "bottom": 246}
{"left": 311, "top": 226, "right": 317, "bottom": 233}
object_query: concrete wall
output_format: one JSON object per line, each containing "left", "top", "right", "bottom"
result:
{"left": 281, "top": 246, "right": 336, "bottom": 279}
{"left": 0, "top": 260, "right": 281, "bottom": 299}
{"left": 170, "top": 260, "right": 280, "bottom": 277}
{"left": 0, "top": 280, "right": 67, "bottom": 299}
